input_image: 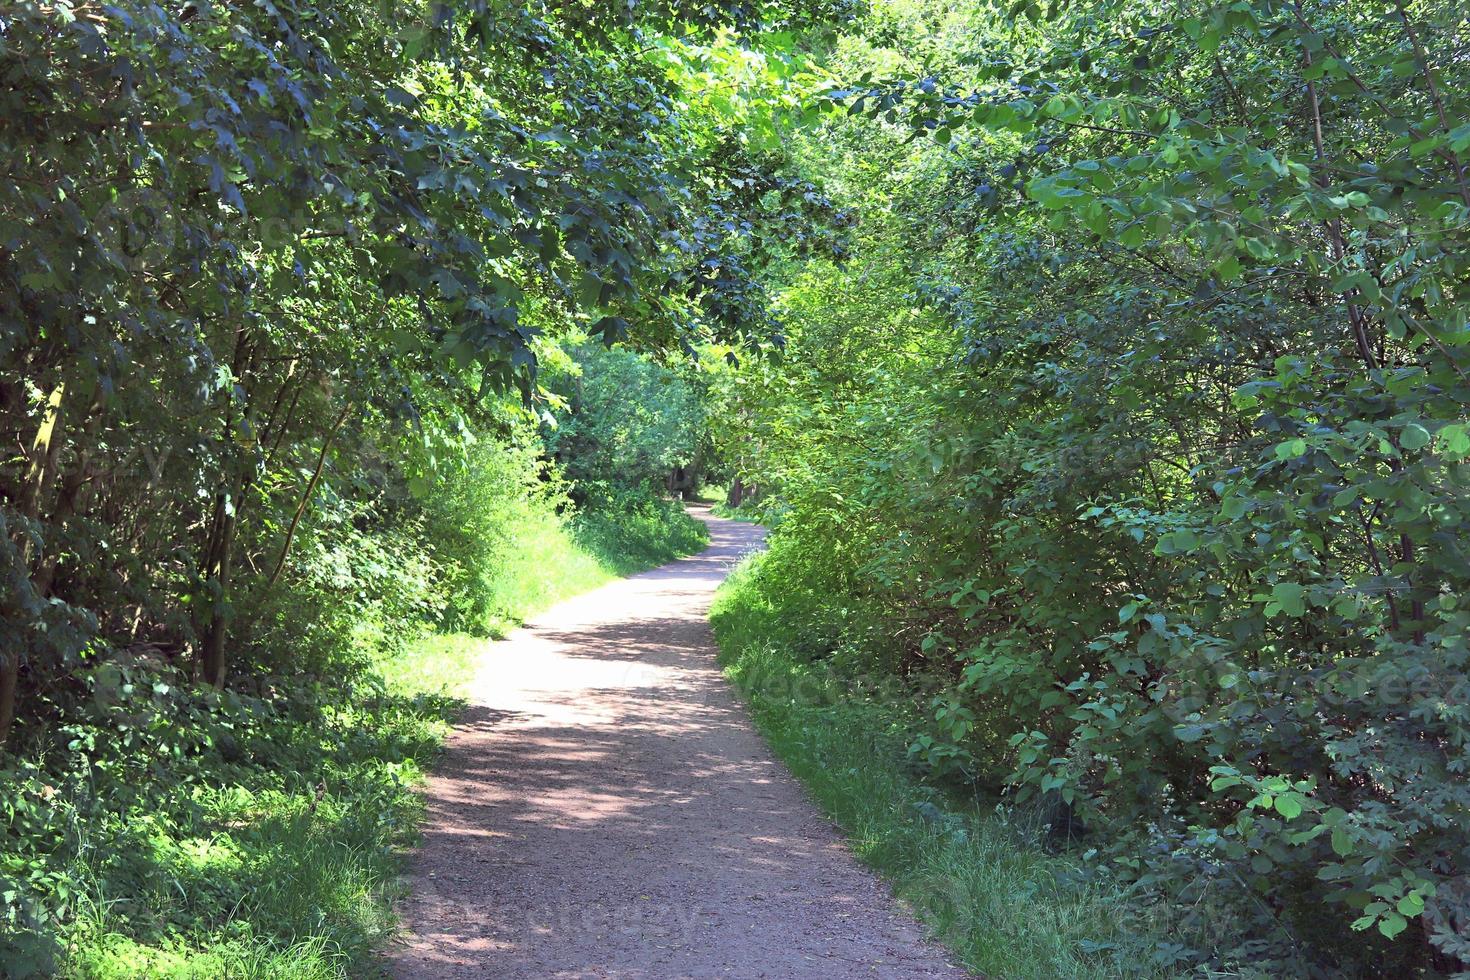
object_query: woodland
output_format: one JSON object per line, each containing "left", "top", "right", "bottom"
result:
{"left": 3, "top": 0, "right": 1469, "bottom": 976}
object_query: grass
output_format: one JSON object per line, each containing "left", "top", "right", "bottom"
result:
{"left": 708, "top": 501, "right": 762, "bottom": 522}
{"left": 463, "top": 509, "right": 628, "bottom": 638}
{"left": 452, "top": 496, "right": 708, "bottom": 638}
{"left": 688, "top": 481, "right": 727, "bottom": 504}
{"left": 710, "top": 555, "right": 1181, "bottom": 980}
{"left": 23, "top": 505, "right": 708, "bottom": 980}
{"left": 573, "top": 496, "right": 710, "bottom": 576}
{"left": 56, "top": 633, "right": 482, "bottom": 980}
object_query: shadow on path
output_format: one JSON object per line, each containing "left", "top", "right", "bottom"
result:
{"left": 388, "top": 506, "right": 970, "bottom": 979}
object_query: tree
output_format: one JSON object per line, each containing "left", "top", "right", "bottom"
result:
{"left": 725, "top": 0, "right": 1470, "bottom": 970}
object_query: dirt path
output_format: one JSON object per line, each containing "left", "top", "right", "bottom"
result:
{"left": 389, "top": 506, "right": 970, "bottom": 979}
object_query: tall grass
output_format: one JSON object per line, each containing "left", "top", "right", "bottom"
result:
{"left": 425, "top": 442, "right": 707, "bottom": 637}
{"left": 54, "top": 632, "right": 480, "bottom": 980}
{"left": 26, "top": 502, "right": 706, "bottom": 980}
{"left": 711, "top": 555, "right": 1182, "bottom": 980}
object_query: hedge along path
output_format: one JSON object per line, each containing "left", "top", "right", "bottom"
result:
{"left": 389, "top": 506, "right": 970, "bottom": 978}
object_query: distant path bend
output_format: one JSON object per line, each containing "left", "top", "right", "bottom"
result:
{"left": 390, "top": 505, "right": 970, "bottom": 979}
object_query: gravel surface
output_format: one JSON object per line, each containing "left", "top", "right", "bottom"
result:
{"left": 388, "top": 506, "right": 972, "bottom": 979}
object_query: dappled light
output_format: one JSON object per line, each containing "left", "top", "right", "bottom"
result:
{"left": 6, "top": 0, "right": 1469, "bottom": 975}
{"left": 393, "top": 511, "right": 965, "bottom": 978}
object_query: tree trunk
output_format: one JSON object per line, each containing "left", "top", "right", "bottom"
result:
{"left": 0, "top": 660, "right": 17, "bottom": 751}
{"left": 33, "top": 408, "right": 101, "bottom": 598}
{"left": 1, "top": 380, "right": 67, "bottom": 748}
{"left": 198, "top": 502, "right": 238, "bottom": 688}
{"left": 196, "top": 326, "right": 254, "bottom": 688}
{"left": 265, "top": 403, "right": 351, "bottom": 591}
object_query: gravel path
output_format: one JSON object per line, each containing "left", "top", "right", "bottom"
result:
{"left": 389, "top": 506, "right": 971, "bottom": 979}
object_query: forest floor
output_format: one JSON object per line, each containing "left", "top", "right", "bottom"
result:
{"left": 387, "top": 506, "right": 969, "bottom": 979}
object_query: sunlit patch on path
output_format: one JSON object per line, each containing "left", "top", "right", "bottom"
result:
{"left": 389, "top": 506, "right": 971, "bottom": 979}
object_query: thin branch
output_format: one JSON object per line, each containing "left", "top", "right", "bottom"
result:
{"left": 264, "top": 403, "right": 353, "bottom": 590}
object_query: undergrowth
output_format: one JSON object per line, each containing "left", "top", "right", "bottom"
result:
{"left": 708, "top": 500, "right": 763, "bottom": 523}
{"left": 424, "top": 442, "right": 708, "bottom": 638}
{"left": 710, "top": 554, "right": 1184, "bottom": 980}
{"left": 573, "top": 486, "right": 711, "bottom": 578}
{"left": 5, "top": 503, "right": 705, "bottom": 979}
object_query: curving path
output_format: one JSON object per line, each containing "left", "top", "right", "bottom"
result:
{"left": 389, "top": 506, "right": 970, "bottom": 979}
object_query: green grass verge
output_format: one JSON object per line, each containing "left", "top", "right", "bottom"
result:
{"left": 441, "top": 494, "right": 707, "bottom": 639}
{"left": 33, "top": 509, "right": 707, "bottom": 980}
{"left": 446, "top": 499, "right": 709, "bottom": 639}
{"left": 573, "top": 496, "right": 710, "bottom": 578}
{"left": 710, "top": 554, "right": 1178, "bottom": 980}
{"left": 55, "top": 633, "right": 481, "bottom": 980}
{"left": 708, "top": 500, "right": 764, "bottom": 522}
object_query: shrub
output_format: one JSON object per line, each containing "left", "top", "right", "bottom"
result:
{"left": 544, "top": 342, "right": 706, "bottom": 493}
{"left": 573, "top": 484, "right": 710, "bottom": 573}
{"left": 421, "top": 427, "right": 569, "bottom": 636}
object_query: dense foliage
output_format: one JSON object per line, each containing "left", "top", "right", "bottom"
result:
{"left": 0, "top": 0, "right": 826, "bottom": 726}
{"left": 712, "top": 555, "right": 1177, "bottom": 979}
{"left": 544, "top": 341, "right": 705, "bottom": 495}
{"left": 10, "top": 0, "right": 1470, "bottom": 973}
{"left": 714, "top": 0, "right": 1470, "bottom": 973}
{"left": 0, "top": 0, "right": 825, "bottom": 971}
{"left": 0, "top": 343, "right": 711, "bottom": 974}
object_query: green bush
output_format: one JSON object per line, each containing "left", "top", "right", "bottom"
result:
{"left": 573, "top": 484, "right": 710, "bottom": 574}
{"left": 544, "top": 341, "right": 706, "bottom": 493}
{"left": 248, "top": 513, "right": 446, "bottom": 676}
{"left": 1, "top": 629, "right": 472, "bottom": 978}
{"left": 422, "top": 428, "right": 574, "bottom": 636}
{"left": 1, "top": 464, "right": 711, "bottom": 975}
{"left": 712, "top": 555, "right": 1183, "bottom": 979}
{"left": 723, "top": 247, "right": 1470, "bottom": 971}
{"left": 707, "top": 1, "right": 1470, "bottom": 969}
{"left": 2, "top": 417, "right": 710, "bottom": 976}
{"left": 422, "top": 422, "right": 709, "bottom": 637}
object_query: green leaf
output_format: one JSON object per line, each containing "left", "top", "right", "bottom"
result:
{"left": 1378, "top": 912, "right": 1408, "bottom": 939}
{"left": 1438, "top": 423, "right": 1470, "bottom": 457}
{"left": 1400, "top": 423, "right": 1430, "bottom": 451}
{"left": 1272, "top": 583, "right": 1306, "bottom": 617}
{"left": 1275, "top": 438, "right": 1308, "bottom": 460}
{"left": 1274, "top": 792, "right": 1304, "bottom": 819}
{"left": 1155, "top": 529, "right": 1201, "bottom": 555}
